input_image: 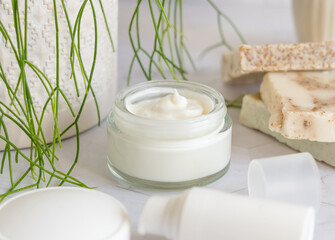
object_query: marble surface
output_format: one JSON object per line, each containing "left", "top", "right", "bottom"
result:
{"left": 1, "top": 1, "right": 335, "bottom": 239}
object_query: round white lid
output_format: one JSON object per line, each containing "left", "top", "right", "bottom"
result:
{"left": 0, "top": 187, "right": 130, "bottom": 240}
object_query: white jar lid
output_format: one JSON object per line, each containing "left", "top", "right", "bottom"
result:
{"left": 0, "top": 187, "right": 130, "bottom": 240}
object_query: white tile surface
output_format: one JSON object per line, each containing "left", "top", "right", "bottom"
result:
{"left": 1, "top": 1, "right": 335, "bottom": 239}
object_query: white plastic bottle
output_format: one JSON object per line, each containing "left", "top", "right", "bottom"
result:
{"left": 138, "top": 188, "right": 315, "bottom": 240}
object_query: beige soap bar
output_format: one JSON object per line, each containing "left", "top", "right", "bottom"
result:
{"left": 222, "top": 42, "right": 335, "bottom": 82}
{"left": 260, "top": 71, "right": 335, "bottom": 142}
{"left": 240, "top": 93, "right": 335, "bottom": 167}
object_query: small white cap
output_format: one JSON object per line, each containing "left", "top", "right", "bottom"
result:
{"left": 248, "top": 152, "right": 321, "bottom": 210}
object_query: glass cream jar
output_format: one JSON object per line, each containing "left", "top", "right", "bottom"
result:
{"left": 107, "top": 80, "right": 232, "bottom": 189}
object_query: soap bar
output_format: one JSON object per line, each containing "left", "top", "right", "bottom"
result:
{"left": 260, "top": 71, "right": 335, "bottom": 142}
{"left": 239, "top": 93, "right": 335, "bottom": 167}
{"left": 221, "top": 42, "right": 335, "bottom": 82}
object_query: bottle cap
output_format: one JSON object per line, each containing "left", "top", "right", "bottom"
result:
{"left": 0, "top": 187, "right": 130, "bottom": 240}
{"left": 248, "top": 152, "right": 321, "bottom": 210}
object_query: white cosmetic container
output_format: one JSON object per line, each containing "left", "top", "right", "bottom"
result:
{"left": 139, "top": 188, "right": 315, "bottom": 240}
{"left": 107, "top": 80, "right": 232, "bottom": 189}
{"left": 0, "top": 187, "right": 130, "bottom": 240}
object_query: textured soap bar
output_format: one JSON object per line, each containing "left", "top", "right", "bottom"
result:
{"left": 239, "top": 93, "right": 335, "bottom": 167}
{"left": 222, "top": 42, "right": 335, "bottom": 82}
{"left": 260, "top": 71, "right": 335, "bottom": 142}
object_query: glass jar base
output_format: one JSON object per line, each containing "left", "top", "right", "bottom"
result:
{"left": 107, "top": 159, "right": 230, "bottom": 190}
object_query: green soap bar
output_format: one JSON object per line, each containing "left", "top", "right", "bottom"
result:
{"left": 239, "top": 93, "right": 335, "bottom": 167}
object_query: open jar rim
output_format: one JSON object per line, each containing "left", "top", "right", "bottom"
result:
{"left": 111, "top": 80, "right": 227, "bottom": 140}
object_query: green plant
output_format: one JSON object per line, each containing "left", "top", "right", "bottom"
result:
{"left": 128, "top": 0, "right": 246, "bottom": 82}
{"left": 0, "top": 0, "right": 115, "bottom": 202}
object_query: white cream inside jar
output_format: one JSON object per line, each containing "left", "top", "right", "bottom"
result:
{"left": 128, "top": 89, "right": 211, "bottom": 120}
{"left": 107, "top": 80, "right": 232, "bottom": 189}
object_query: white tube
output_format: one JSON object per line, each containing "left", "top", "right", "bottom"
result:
{"left": 138, "top": 188, "right": 315, "bottom": 240}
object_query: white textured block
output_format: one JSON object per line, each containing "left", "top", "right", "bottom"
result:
{"left": 240, "top": 93, "right": 335, "bottom": 167}
{"left": 221, "top": 42, "right": 335, "bottom": 82}
{"left": 0, "top": 0, "right": 118, "bottom": 149}
{"left": 260, "top": 71, "right": 335, "bottom": 142}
